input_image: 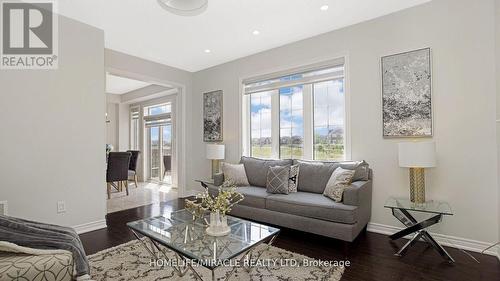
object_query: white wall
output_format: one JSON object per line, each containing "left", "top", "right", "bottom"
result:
{"left": 117, "top": 103, "right": 130, "bottom": 151}
{"left": 495, "top": 0, "right": 500, "bottom": 259}
{"left": 120, "top": 85, "right": 171, "bottom": 104}
{"left": 106, "top": 101, "right": 118, "bottom": 149}
{"left": 105, "top": 93, "right": 129, "bottom": 152}
{"left": 0, "top": 16, "right": 106, "bottom": 228}
{"left": 190, "top": 0, "right": 499, "bottom": 244}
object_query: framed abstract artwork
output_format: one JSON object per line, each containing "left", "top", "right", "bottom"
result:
{"left": 381, "top": 48, "right": 432, "bottom": 137}
{"left": 203, "top": 90, "right": 223, "bottom": 142}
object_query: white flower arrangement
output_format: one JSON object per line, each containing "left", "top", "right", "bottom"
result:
{"left": 185, "top": 179, "right": 244, "bottom": 220}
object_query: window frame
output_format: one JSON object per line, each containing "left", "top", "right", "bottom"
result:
{"left": 130, "top": 106, "right": 140, "bottom": 150}
{"left": 242, "top": 57, "right": 351, "bottom": 161}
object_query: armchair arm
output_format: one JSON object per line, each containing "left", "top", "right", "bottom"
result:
{"left": 213, "top": 173, "right": 224, "bottom": 186}
{"left": 343, "top": 180, "right": 372, "bottom": 207}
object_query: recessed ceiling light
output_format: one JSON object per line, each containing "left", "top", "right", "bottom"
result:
{"left": 252, "top": 30, "right": 260, "bottom": 35}
{"left": 204, "top": 49, "right": 211, "bottom": 53}
{"left": 320, "top": 5, "right": 329, "bottom": 11}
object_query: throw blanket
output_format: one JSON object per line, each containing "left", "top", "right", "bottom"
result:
{"left": 0, "top": 215, "right": 90, "bottom": 279}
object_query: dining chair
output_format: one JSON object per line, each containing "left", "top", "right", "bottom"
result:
{"left": 163, "top": 155, "right": 172, "bottom": 178}
{"left": 106, "top": 152, "right": 131, "bottom": 199}
{"left": 127, "top": 150, "right": 140, "bottom": 188}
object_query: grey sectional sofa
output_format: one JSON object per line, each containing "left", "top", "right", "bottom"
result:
{"left": 209, "top": 156, "right": 372, "bottom": 242}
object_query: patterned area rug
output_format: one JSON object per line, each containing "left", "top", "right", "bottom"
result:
{"left": 88, "top": 240, "right": 344, "bottom": 280}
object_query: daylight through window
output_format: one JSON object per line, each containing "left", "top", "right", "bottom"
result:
{"left": 244, "top": 59, "right": 346, "bottom": 160}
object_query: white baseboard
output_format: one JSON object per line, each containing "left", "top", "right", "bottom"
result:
{"left": 73, "top": 220, "right": 107, "bottom": 234}
{"left": 367, "top": 222, "right": 499, "bottom": 258}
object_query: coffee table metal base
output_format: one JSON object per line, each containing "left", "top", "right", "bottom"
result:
{"left": 131, "top": 229, "right": 279, "bottom": 281}
{"left": 389, "top": 208, "right": 455, "bottom": 263}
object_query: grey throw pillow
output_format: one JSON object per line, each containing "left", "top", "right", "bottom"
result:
{"left": 323, "top": 167, "right": 355, "bottom": 202}
{"left": 266, "top": 166, "right": 290, "bottom": 194}
{"left": 288, "top": 164, "right": 300, "bottom": 193}
{"left": 221, "top": 162, "right": 250, "bottom": 186}
{"left": 336, "top": 160, "right": 370, "bottom": 181}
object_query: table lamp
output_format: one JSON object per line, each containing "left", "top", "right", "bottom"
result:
{"left": 206, "top": 144, "right": 225, "bottom": 178}
{"left": 398, "top": 141, "right": 436, "bottom": 203}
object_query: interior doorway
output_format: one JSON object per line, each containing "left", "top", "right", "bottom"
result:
{"left": 105, "top": 72, "right": 181, "bottom": 214}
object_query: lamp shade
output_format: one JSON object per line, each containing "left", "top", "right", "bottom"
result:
{"left": 206, "top": 144, "right": 225, "bottom": 160}
{"left": 398, "top": 142, "right": 436, "bottom": 168}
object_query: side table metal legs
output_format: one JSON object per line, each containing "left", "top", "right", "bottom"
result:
{"left": 390, "top": 208, "right": 455, "bottom": 263}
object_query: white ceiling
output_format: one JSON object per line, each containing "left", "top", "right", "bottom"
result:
{"left": 106, "top": 73, "right": 151, "bottom": 94}
{"left": 59, "top": 0, "right": 430, "bottom": 72}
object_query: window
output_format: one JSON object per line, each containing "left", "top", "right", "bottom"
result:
{"left": 146, "top": 103, "right": 171, "bottom": 116}
{"left": 130, "top": 106, "right": 140, "bottom": 150}
{"left": 313, "top": 80, "right": 345, "bottom": 160}
{"left": 244, "top": 59, "right": 347, "bottom": 160}
{"left": 250, "top": 91, "right": 272, "bottom": 158}
{"left": 279, "top": 86, "right": 304, "bottom": 159}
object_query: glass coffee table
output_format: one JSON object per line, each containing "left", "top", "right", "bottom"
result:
{"left": 384, "top": 197, "right": 454, "bottom": 262}
{"left": 127, "top": 209, "right": 280, "bottom": 281}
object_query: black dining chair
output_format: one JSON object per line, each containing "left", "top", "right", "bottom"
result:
{"left": 163, "top": 155, "right": 172, "bottom": 178}
{"left": 127, "top": 150, "right": 140, "bottom": 188}
{"left": 106, "top": 152, "right": 131, "bottom": 199}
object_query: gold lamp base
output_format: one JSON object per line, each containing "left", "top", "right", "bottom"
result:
{"left": 409, "top": 167, "right": 425, "bottom": 203}
{"left": 211, "top": 159, "right": 221, "bottom": 179}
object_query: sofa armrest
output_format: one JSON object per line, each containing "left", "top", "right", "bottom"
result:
{"left": 213, "top": 173, "right": 224, "bottom": 186}
{"left": 0, "top": 252, "right": 74, "bottom": 281}
{"left": 343, "top": 180, "right": 372, "bottom": 207}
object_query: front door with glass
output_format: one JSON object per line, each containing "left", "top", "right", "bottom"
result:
{"left": 144, "top": 103, "right": 172, "bottom": 184}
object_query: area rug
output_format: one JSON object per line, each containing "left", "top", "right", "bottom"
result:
{"left": 88, "top": 240, "right": 344, "bottom": 280}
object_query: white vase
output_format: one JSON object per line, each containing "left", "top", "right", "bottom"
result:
{"left": 206, "top": 211, "right": 231, "bottom": 236}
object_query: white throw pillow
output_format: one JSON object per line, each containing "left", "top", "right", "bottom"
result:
{"left": 323, "top": 167, "right": 355, "bottom": 202}
{"left": 288, "top": 164, "right": 300, "bottom": 193}
{"left": 221, "top": 163, "right": 250, "bottom": 186}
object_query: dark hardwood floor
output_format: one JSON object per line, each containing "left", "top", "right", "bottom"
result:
{"left": 80, "top": 199, "right": 500, "bottom": 281}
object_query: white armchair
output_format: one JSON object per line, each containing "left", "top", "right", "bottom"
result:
{"left": 0, "top": 242, "right": 74, "bottom": 281}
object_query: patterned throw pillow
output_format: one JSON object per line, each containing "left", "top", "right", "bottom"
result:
{"left": 266, "top": 166, "right": 290, "bottom": 194}
{"left": 288, "top": 164, "right": 300, "bottom": 193}
{"left": 323, "top": 167, "right": 355, "bottom": 202}
{"left": 221, "top": 163, "right": 250, "bottom": 186}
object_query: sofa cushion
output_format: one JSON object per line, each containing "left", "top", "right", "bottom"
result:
{"left": 236, "top": 186, "right": 273, "bottom": 208}
{"left": 266, "top": 192, "right": 358, "bottom": 224}
{"left": 207, "top": 185, "right": 270, "bottom": 209}
{"left": 293, "top": 160, "right": 370, "bottom": 193}
{"left": 294, "top": 160, "right": 336, "bottom": 193}
{"left": 240, "top": 157, "right": 293, "bottom": 188}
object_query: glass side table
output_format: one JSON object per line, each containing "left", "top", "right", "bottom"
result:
{"left": 384, "top": 197, "right": 455, "bottom": 263}
{"left": 195, "top": 178, "right": 215, "bottom": 189}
